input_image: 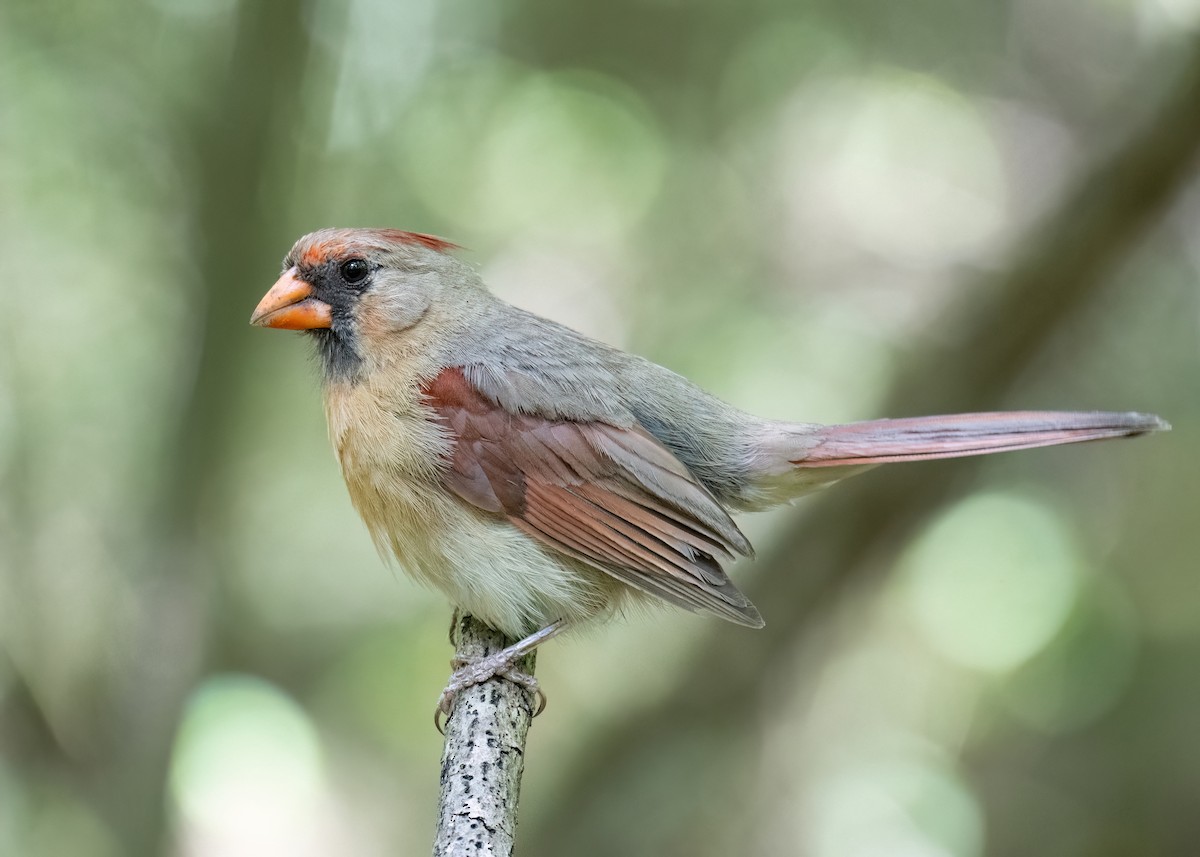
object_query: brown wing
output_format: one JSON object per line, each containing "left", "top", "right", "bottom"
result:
{"left": 422, "top": 367, "right": 763, "bottom": 627}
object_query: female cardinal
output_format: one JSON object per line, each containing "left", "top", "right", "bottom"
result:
{"left": 251, "top": 227, "right": 1166, "bottom": 716}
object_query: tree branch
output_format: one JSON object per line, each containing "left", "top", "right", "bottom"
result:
{"left": 433, "top": 614, "right": 538, "bottom": 857}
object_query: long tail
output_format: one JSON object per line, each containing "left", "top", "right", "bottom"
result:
{"left": 795, "top": 411, "right": 1169, "bottom": 468}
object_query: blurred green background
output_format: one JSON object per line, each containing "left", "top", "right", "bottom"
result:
{"left": 1, "top": 0, "right": 1197, "bottom": 855}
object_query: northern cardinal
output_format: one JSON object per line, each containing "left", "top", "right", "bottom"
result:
{"left": 251, "top": 228, "right": 1167, "bottom": 717}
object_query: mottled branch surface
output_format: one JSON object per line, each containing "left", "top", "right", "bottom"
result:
{"left": 434, "top": 614, "right": 538, "bottom": 857}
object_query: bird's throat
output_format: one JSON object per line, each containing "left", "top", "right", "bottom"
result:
{"left": 309, "top": 327, "right": 363, "bottom": 383}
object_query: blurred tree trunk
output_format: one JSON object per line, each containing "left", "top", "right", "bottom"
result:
{"left": 0, "top": 3, "right": 328, "bottom": 855}
{"left": 102, "top": 3, "right": 326, "bottom": 853}
{"left": 528, "top": 35, "right": 1200, "bottom": 857}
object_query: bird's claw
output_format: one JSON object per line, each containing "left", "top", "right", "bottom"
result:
{"left": 434, "top": 655, "right": 546, "bottom": 734}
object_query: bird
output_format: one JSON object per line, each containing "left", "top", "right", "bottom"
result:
{"left": 250, "top": 227, "right": 1168, "bottom": 720}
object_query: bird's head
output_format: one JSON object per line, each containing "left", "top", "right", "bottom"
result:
{"left": 251, "top": 227, "right": 463, "bottom": 381}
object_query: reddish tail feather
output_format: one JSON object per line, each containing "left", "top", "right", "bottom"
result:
{"left": 796, "top": 411, "right": 1169, "bottom": 468}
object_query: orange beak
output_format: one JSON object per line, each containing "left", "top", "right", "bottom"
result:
{"left": 250, "top": 267, "right": 333, "bottom": 330}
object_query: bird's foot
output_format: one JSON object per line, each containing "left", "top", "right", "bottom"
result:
{"left": 435, "top": 651, "right": 546, "bottom": 733}
{"left": 434, "top": 619, "right": 567, "bottom": 733}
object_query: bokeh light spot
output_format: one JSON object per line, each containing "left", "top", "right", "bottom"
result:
{"left": 899, "top": 492, "right": 1083, "bottom": 673}
{"left": 778, "top": 71, "right": 1008, "bottom": 268}
{"left": 809, "top": 756, "right": 984, "bottom": 857}
{"left": 400, "top": 66, "right": 665, "bottom": 239}
{"left": 170, "top": 675, "right": 325, "bottom": 848}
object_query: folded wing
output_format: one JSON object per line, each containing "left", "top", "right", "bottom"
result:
{"left": 421, "top": 366, "right": 763, "bottom": 627}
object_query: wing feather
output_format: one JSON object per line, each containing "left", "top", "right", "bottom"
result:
{"left": 422, "top": 366, "right": 763, "bottom": 627}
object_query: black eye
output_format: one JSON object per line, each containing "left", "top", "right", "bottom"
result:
{"left": 340, "top": 258, "right": 369, "bottom": 286}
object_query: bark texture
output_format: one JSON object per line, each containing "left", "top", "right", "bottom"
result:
{"left": 433, "top": 614, "right": 537, "bottom": 856}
